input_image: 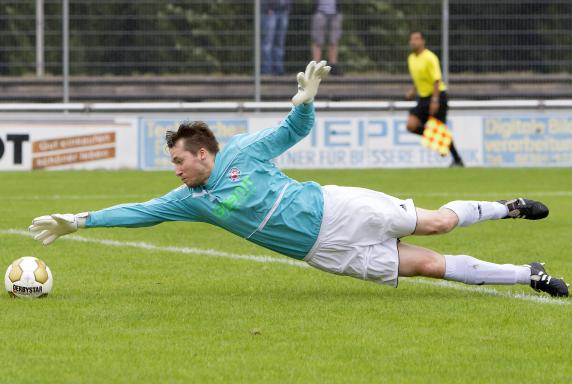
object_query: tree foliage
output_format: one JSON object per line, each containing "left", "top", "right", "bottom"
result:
{"left": 0, "top": 0, "right": 570, "bottom": 76}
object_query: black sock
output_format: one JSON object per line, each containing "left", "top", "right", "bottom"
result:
{"left": 450, "top": 141, "right": 462, "bottom": 163}
{"left": 413, "top": 125, "right": 424, "bottom": 136}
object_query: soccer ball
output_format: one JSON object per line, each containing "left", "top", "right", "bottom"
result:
{"left": 4, "top": 257, "right": 53, "bottom": 298}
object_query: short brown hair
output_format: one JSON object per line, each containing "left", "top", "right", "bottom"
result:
{"left": 410, "top": 31, "right": 425, "bottom": 40}
{"left": 166, "top": 121, "right": 219, "bottom": 155}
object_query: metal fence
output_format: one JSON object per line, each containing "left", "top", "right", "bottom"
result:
{"left": 1, "top": 0, "right": 572, "bottom": 102}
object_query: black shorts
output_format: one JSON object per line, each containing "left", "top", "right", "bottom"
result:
{"left": 409, "top": 92, "right": 448, "bottom": 125}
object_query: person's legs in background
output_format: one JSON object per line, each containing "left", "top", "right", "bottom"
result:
{"left": 406, "top": 113, "right": 424, "bottom": 135}
{"left": 311, "top": 12, "right": 326, "bottom": 62}
{"left": 328, "top": 13, "right": 343, "bottom": 75}
{"left": 261, "top": 11, "right": 277, "bottom": 75}
{"left": 406, "top": 97, "right": 463, "bottom": 167}
{"left": 272, "top": 10, "right": 289, "bottom": 75}
{"left": 435, "top": 93, "right": 463, "bottom": 166}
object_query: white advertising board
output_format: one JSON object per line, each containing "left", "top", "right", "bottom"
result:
{"left": 0, "top": 118, "right": 138, "bottom": 171}
{"left": 249, "top": 113, "right": 483, "bottom": 168}
{"left": 1, "top": 108, "right": 571, "bottom": 171}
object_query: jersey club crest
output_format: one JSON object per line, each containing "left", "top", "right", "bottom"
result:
{"left": 228, "top": 167, "right": 241, "bottom": 182}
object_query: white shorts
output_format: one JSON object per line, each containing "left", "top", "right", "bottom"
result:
{"left": 304, "top": 185, "right": 417, "bottom": 287}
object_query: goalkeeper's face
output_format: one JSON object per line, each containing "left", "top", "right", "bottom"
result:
{"left": 169, "top": 140, "right": 214, "bottom": 187}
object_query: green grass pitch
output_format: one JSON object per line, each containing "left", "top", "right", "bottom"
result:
{"left": 1, "top": 168, "right": 571, "bottom": 383}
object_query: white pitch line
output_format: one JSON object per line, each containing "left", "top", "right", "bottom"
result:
{"left": 0, "top": 229, "right": 308, "bottom": 268}
{"left": 409, "top": 279, "right": 570, "bottom": 306}
{"left": 0, "top": 228, "right": 569, "bottom": 306}
{"left": 394, "top": 191, "right": 572, "bottom": 198}
{"left": 2, "top": 191, "right": 571, "bottom": 201}
{"left": 0, "top": 194, "right": 151, "bottom": 201}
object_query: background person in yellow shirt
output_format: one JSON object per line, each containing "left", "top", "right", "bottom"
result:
{"left": 405, "top": 31, "right": 464, "bottom": 167}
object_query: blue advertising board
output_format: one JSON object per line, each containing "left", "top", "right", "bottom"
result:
{"left": 483, "top": 116, "right": 572, "bottom": 166}
{"left": 138, "top": 117, "right": 248, "bottom": 170}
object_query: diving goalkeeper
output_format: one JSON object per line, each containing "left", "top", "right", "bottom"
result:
{"left": 29, "top": 61, "right": 568, "bottom": 297}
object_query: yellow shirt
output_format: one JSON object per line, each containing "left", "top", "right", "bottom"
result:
{"left": 407, "top": 49, "right": 447, "bottom": 98}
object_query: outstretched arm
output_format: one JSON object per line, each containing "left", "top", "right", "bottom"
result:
{"left": 29, "top": 187, "right": 196, "bottom": 245}
{"left": 241, "top": 102, "right": 315, "bottom": 160}
{"left": 241, "top": 60, "right": 330, "bottom": 160}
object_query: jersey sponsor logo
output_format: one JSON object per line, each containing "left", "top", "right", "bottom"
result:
{"left": 228, "top": 167, "right": 241, "bottom": 182}
{"left": 213, "top": 175, "right": 255, "bottom": 218}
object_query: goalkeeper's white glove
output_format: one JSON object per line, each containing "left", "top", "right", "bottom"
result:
{"left": 28, "top": 213, "right": 88, "bottom": 246}
{"left": 291, "top": 60, "right": 331, "bottom": 106}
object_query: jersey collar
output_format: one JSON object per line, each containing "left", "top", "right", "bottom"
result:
{"left": 203, "top": 153, "right": 221, "bottom": 190}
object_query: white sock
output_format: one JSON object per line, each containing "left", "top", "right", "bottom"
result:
{"left": 444, "top": 255, "right": 531, "bottom": 285}
{"left": 441, "top": 201, "right": 508, "bottom": 227}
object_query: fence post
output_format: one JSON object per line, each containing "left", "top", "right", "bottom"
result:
{"left": 63, "top": 0, "right": 69, "bottom": 104}
{"left": 441, "top": 0, "right": 449, "bottom": 84}
{"left": 36, "top": 0, "right": 44, "bottom": 77}
{"left": 254, "top": 0, "right": 261, "bottom": 103}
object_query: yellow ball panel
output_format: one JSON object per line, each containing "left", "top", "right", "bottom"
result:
{"left": 8, "top": 258, "right": 24, "bottom": 283}
{"left": 34, "top": 259, "right": 49, "bottom": 284}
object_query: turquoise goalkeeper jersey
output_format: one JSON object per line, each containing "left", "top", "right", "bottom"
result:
{"left": 86, "top": 103, "right": 323, "bottom": 260}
